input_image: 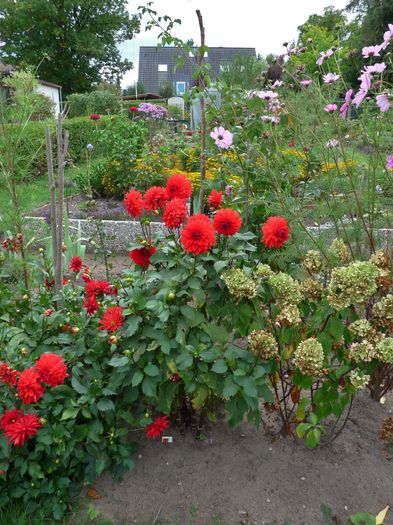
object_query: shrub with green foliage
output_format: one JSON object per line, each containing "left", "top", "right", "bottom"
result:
{"left": 66, "top": 90, "right": 121, "bottom": 118}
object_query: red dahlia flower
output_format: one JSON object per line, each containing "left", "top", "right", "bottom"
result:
{"left": 35, "top": 353, "right": 67, "bottom": 387}
{"left": 208, "top": 189, "right": 223, "bottom": 210}
{"left": 0, "top": 408, "right": 23, "bottom": 430}
{"left": 261, "top": 216, "right": 290, "bottom": 249}
{"left": 144, "top": 415, "right": 170, "bottom": 439}
{"left": 163, "top": 198, "right": 188, "bottom": 229}
{"left": 129, "top": 106, "right": 139, "bottom": 112}
{"left": 69, "top": 256, "right": 83, "bottom": 273}
{"left": 98, "top": 306, "right": 124, "bottom": 333}
{"left": 180, "top": 214, "right": 216, "bottom": 255}
{"left": 90, "top": 114, "right": 101, "bottom": 120}
{"left": 129, "top": 245, "right": 156, "bottom": 268}
{"left": 4, "top": 413, "right": 41, "bottom": 446}
{"left": 213, "top": 208, "right": 242, "bottom": 236}
{"left": 124, "top": 189, "right": 144, "bottom": 218}
{"left": 165, "top": 173, "right": 192, "bottom": 201}
{"left": 81, "top": 265, "right": 92, "bottom": 283}
{"left": 0, "top": 362, "right": 20, "bottom": 386}
{"left": 17, "top": 368, "right": 45, "bottom": 405}
{"left": 85, "top": 279, "right": 111, "bottom": 298}
{"left": 83, "top": 295, "right": 99, "bottom": 315}
{"left": 143, "top": 186, "right": 167, "bottom": 211}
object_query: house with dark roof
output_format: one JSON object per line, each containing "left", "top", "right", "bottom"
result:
{"left": 138, "top": 46, "right": 256, "bottom": 95}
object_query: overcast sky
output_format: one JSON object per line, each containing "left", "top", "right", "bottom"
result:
{"left": 120, "top": 0, "right": 350, "bottom": 87}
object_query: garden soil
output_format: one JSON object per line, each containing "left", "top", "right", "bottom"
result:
{"left": 89, "top": 392, "right": 393, "bottom": 525}
{"left": 83, "top": 256, "right": 393, "bottom": 525}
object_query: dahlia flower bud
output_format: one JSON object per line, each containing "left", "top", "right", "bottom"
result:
{"left": 108, "top": 335, "right": 118, "bottom": 345}
{"left": 39, "top": 417, "right": 47, "bottom": 425}
{"left": 349, "top": 369, "right": 370, "bottom": 390}
{"left": 248, "top": 330, "right": 279, "bottom": 360}
{"left": 44, "top": 308, "right": 53, "bottom": 317}
{"left": 328, "top": 239, "right": 350, "bottom": 265}
{"left": 222, "top": 268, "right": 257, "bottom": 302}
{"left": 268, "top": 272, "right": 303, "bottom": 307}
{"left": 293, "top": 338, "right": 325, "bottom": 376}
{"left": 376, "top": 337, "right": 393, "bottom": 364}
{"left": 20, "top": 347, "right": 29, "bottom": 357}
{"left": 348, "top": 340, "right": 377, "bottom": 363}
{"left": 71, "top": 327, "right": 79, "bottom": 335}
{"left": 327, "top": 261, "right": 379, "bottom": 310}
{"left": 303, "top": 250, "right": 323, "bottom": 273}
{"left": 301, "top": 278, "right": 323, "bottom": 302}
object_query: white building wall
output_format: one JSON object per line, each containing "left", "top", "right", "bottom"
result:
{"left": 37, "top": 84, "right": 61, "bottom": 116}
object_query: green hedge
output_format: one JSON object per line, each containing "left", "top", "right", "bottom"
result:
{"left": 66, "top": 90, "right": 122, "bottom": 118}
{"left": 2, "top": 116, "right": 113, "bottom": 180}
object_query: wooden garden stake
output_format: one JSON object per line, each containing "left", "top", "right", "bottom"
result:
{"left": 196, "top": 9, "right": 207, "bottom": 212}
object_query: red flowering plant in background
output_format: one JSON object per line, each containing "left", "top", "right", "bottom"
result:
{"left": 261, "top": 216, "right": 290, "bottom": 249}
{"left": 144, "top": 415, "right": 170, "bottom": 439}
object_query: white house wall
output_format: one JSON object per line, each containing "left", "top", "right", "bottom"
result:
{"left": 37, "top": 84, "right": 61, "bottom": 116}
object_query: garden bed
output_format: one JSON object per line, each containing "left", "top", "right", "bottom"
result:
{"left": 90, "top": 392, "right": 393, "bottom": 525}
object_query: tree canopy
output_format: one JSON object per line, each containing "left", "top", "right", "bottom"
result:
{"left": 0, "top": 0, "right": 140, "bottom": 94}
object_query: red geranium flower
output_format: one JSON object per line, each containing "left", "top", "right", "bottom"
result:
{"left": 69, "top": 256, "right": 83, "bottom": 273}
{"left": 4, "top": 413, "right": 41, "bottom": 446}
{"left": 98, "top": 306, "right": 124, "bottom": 333}
{"left": 129, "top": 106, "right": 139, "bottom": 112}
{"left": 165, "top": 174, "right": 192, "bottom": 201}
{"left": 180, "top": 214, "right": 216, "bottom": 255}
{"left": 83, "top": 295, "right": 99, "bottom": 315}
{"left": 129, "top": 245, "right": 156, "bottom": 268}
{"left": 143, "top": 186, "right": 167, "bottom": 211}
{"left": 0, "top": 408, "right": 23, "bottom": 430}
{"left": 35, "top": 353, "right": 67, "bottom": 387}
{"left": 208, "top": 189, "right": 222, "bottom": 210}
{"left": 0, "top": 363, "right": 20, "bottom": 386}
{"left": 261, "top": 216, "right": 290, "bottom": 249}
{"left": 163, "top": 198, "right": 188, "bottom": 229}
{"left": 85, "top": 279, "right": 111, "bottom": 298}
{"left": 144, "top": 415, "right": 170, "bottom": 439}
{"left": 90, "top": 114, "right": 101, "bottom": 120}
{"left": 213, "top": 208, "right": 242, "bottom": 236}
{"left": 124, "top": 189, "right": 144, "bottom": 218}
{"left": 17, "top": 368, "right": 45, "bottom": 405}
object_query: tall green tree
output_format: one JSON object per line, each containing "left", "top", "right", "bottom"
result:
{"left": 346, "top": 0, "right": 393, "bottom": 47}
{"left": 0, "top": 0, "right": 140, "bottom": 94}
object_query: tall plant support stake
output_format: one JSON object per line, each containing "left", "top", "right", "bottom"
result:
{"left": 45, "top": 113, "right": 69, "bottom": 294}
{"left": 196, "top": 9, "right": 207, "bottom": 212}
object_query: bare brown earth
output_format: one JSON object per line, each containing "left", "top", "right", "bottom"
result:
{"left": 89, "top": 393, "right": 393, "bottom": 525}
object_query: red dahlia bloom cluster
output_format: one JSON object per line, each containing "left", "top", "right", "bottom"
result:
{"left": 1, "top": 409, "right": 41, "bottom": 446}
{"left": 124, "top": 189, "right": 144, "bottom": 218}
{"left": 0, "top": 363, "right": 20, "bottom": 386}
{"left": 180, "top": 214, "right": 216, "bottom": 255}
{"left": 165, "top": 173, "right": 192, "bottom": 201}
{"left": 69, "top": 256, "right": 83, "bottom": 273}
{"left": 98, "top": 306, "right": 124, "bottom": 332}
{"left": 143, "top": 186, "right": 167, "bottom": 211}
{"left": 163, "top": 198, "right": 188, "bottom": 229}
{"left": 129, "top": 245, "right": 156, "bottom": 268}
{"left": 35, "top": 353, "right": 68, "bottom": 387}
{"left": 144, "top": 415, "right": 170, "bottom": 439}
{"left": 214, "top": 208, "right": 242, "bottom": 236}
{"left": 17, "top": 368, "right": 46, "bottom": 404}
{"left": 208, "top": 189, "right": 223, "bottom": 210}
{"left": 83, "top": 295, "right": 99, "bottom": 315}
{"left": 85, "top": 279, "right": 112, "bottom": 298}
{"left": 261, "top": 216, "right": 290, "bottom": 249}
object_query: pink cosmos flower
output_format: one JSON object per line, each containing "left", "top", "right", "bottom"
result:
{"left": 210, "top": 127, "right": 233, "bottom": 149}
{"left": 255, "top": 90, "right": 278, "bottom": 100}
{"left": 300, "top": 80, "right": 313, "bottom": 88}
{"left": 359, "top": 71, "right": 372, "bottom": 91}
{"left": 323, "top": 73, "right": 340, "bottom": 84}
{"left": 376, "top": 94, "right": 390, "bottom": 113}
{"left": 325, "top": 139, "right": 339, "bottom": 149}
{"left": 340, "top": 89, "right": 353, "bottom": 119}
{"left": 362, "top": 45, "right": 382, "bottom": 58}
{"left": 381, "top": 24, "right": 393, "bottom": 50}
{"left": 316, "top": 49, "right": 334, "bottom": 66}
{"left": 273, "top": 80, "right": 283, "bottom": 88}
{"left": 352, "top": 89, "right": 368, "bottom": 108}
{"left": 365, "top": 63, "right": 386, "bottom": 74}
{"left": 261, "top": 115, "right": 280, "bottom": 124}
{"left": 324, "top": 104, "right": 338, "bottom": 113}
{"left": 386, "top": 156, "right": 393, "bottom": 171}
{"left": 268, "top": 101, "right": 282, "bottom": 114}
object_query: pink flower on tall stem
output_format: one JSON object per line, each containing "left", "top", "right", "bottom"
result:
{"left": 362, "top": 45, "right": 382, "bottom": 58}
{"left": 300, "top": 80, "right": 312, "bottom": 88}
{"left": 316, "top": 49, "right": 334, "bottom": 66}
{"left": 324, "top": 104, "right": 337, "bottom": 113}
{"left": 386, "top": 156, "right": 393, "bottom": 171}
{"left": 323, "top": 73, "right": 340, "bottom": 84}
{"left": 340, "top": 89, "right": 353, "bottom": 119}
{"left": 381, "top": 24, "right": 393, "bottom": 50}
{"left": 210, "top": 126, "right": 233, "bottom": 149}
{"left": 376, "top": 94, "right": 390, "bottom": 113}
{"left": 365, "top": 63, "right": 386, "bottom": 74}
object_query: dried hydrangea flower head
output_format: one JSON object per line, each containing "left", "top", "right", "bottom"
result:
{"left": 303, "top": 250, "right": 323, "bottom": 273}
{"left": 372, "top": 294, "right": 393, "bottom": 329}
{"left": 349, "top": 369, "right": 370, "bottom": 390}
{"left": 248, "top": 330, "right": 279, "bottom": 360}
{"left": 275, "top": 305, "right": 302, "bottom": 326}
{"left": 348, "top": 340, "right": 377, "bottom": 363}
{"left": 301, "top": 278, "right": 323, "bottom": 302}
{"left": 327, "top": 261, "right": 379, "bottom": 310}
{"left": 349, "top": 319, "right": 383, "bottom": 344}
{"left": 254, "top": 263, "right": 274, "bottom": 280}
{"left": 328, "top": 238, "right": 351, "bottom": 265}
{"left": 376, "top": 338, "right": 393, "bottom": 364}
{"left": 370, "top": 250, "right": 390, "bottom": 269}
{"left": 222, "top": 268, "right": 257, "bottom": 302}
{"left": 293, "top": 338, "right": 325, "bottom": 376}
{"left": 268, "top": 272, "right": 303, "bottom": 307}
